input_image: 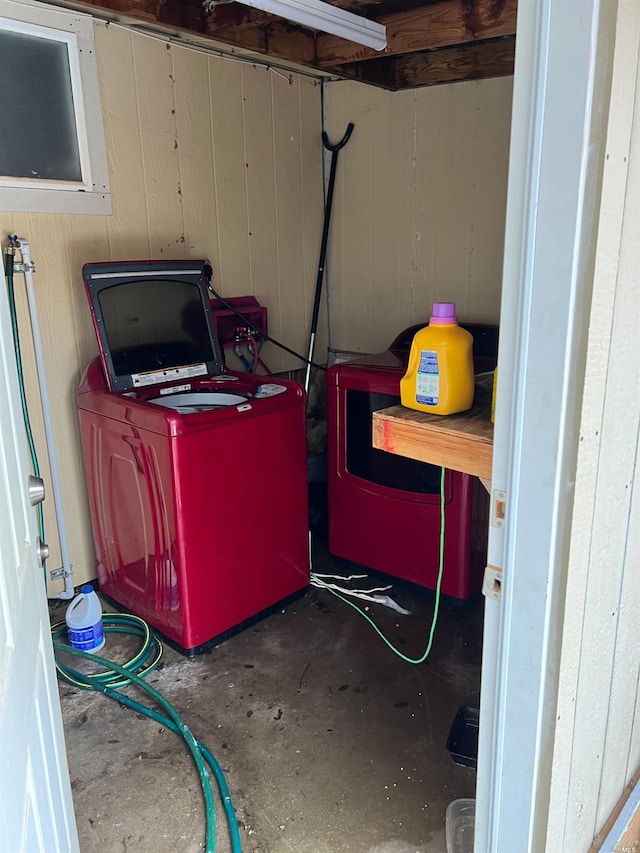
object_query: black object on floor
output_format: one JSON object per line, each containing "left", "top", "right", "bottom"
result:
{"left": 308, "top": 480, "right": 328, "bottom": 535}
{"left": 447, "top": 705, "right": 479, "bottom": 769}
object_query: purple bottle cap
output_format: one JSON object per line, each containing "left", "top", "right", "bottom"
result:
{"left": 430, "top": 302, "right": 457, "bottom": 324}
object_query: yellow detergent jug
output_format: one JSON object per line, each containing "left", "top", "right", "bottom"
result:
{"left": 400, "top": 302, "right": 474, "bottom": 415}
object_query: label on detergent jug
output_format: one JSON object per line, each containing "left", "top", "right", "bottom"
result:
{"left": 416, "top": 350, "right": 439, "bottom": 405}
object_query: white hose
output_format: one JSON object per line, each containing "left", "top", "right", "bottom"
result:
{"left": 18, "top": 238, "right": 74, "bottom": 599}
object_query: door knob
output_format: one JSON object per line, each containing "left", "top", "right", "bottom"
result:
{"left": 28, "top": 475, "right": 45, "bottom": 506}
{"left": 36, "top": 537, "right": 49, "bottom": 567}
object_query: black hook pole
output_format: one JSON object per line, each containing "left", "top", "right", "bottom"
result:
{"left": 304, "top": 122, "right": 354, "bottom": 395}
{"left": 321, "top": 122, "right": 354, "bottom": 153}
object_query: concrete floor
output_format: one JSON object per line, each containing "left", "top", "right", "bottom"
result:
{"left": 52, "top": 542, "right": 482, "bottom": 853}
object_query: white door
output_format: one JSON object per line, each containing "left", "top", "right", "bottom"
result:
{"left": 0, "top": 279, "right": 79, "bottom": 850}
{"left": 475, "top": 0, "right": 617, "bottom": 850}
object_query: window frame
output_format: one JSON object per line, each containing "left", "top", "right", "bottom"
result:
{"left": 0, "top": 0, "right": 110, "bottom": 215}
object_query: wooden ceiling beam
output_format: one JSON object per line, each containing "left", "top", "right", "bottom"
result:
{"left": 48, "top": 0, "right": 517, "bottom": 91}
{"left": 265, "top": 23, "right": 318, "bottom": 64}
{"left": 204, "top": 5, "right": 272, "bottom": 29}
{"left": 330, "top": 35, "right": 515, "bottom": 90}
{"left": 202, "top": 22, "right": 267, "bottom": 53}
{"left": 315, "top": 0, "right": 517, "bottom": 67}
{"left": 60, "top": 0, "right": 207, "bottom": 31}
{"left": 206, "top": 21, "right": 317, "bottom": 65}
{"left": 62, "top": 0, "right": 320, "bottom": 67}
{"left": 394, "top": 35, "right": 516, "bottom": 87}
{"left": 327, "top": 57, "right": 397, "bottom": 90}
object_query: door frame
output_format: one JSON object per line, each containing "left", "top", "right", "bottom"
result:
{"left": 475, "top": 0, "right": 618, "bottom": 850}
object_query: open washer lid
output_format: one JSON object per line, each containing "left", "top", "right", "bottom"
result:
{"left": 82, "top": 260, "right": 225, "bottom": 393}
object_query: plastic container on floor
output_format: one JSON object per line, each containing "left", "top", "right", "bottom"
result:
{"left": 446, "top": 705, "right": 479, "bottom": 768}
{"left": 445, "top": 798, "right": 476, "bottom": 853}
{"left": 65, "top": 584, "right": 105, "bottom": 652}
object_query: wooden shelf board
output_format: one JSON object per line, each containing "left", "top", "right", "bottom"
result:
{"left": 372, "top": 401, "right": 494, "bottom": 481}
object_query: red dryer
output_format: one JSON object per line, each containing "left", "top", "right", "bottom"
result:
{"left": 327, "top": 324, "right": 497, "bottom": 601}
{"left": 77, "top": 260, "right": 309, "bottom": 654}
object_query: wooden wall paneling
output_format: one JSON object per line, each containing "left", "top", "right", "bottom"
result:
{"left": 548, "top": 15, "right": 640, "bottom": 845}
{"left": 63, "top": 232, "right": 107, "bottom": 370}
{"left": 0, "top": 213, "right": 104, "bottom": 594}
{"left": 241, "top": 65, "right": 280, "bottom": 370}
{"left": 48, "top": 213, "right": 108, "bottom": 381}
{"left": 591, "top": 88, "right": 640, "bottom": 833}
{"left": 623, "top": 459, "right": 640, "bottom": 781}
{"left": 0, "top": 214, "right": 64, "bottom": 583}
{"left": 463, "top": 77, "right": 512, "bottom": 322}
{"left": 543, "top": 198, "right": 616, "bottom": 853}
{"left": 460, "top": 81, "right": 488, "bottom": 319}
{"left": 172, "top": 46, "right": 220, "bottom": 262}
{"left": 326, "top": 77, "right": 511, "bottom": 358}
{"left": 415, "top": 79, "right": 512, "bottom": 324}
{"left": 296, "top": 78, "right": 324, "bottom": 364}
{"left": 94, "top": 23, "right": 149, "bottom": 260}
{"left": 417, "top": 83, "right": 479, "bottom": 321}
{"left": 271, "top": 73, "right": 310, "bottom": 373}
{"left": 338, "top": 86, "right": 373, "bottom": 353}
{"left": 324, "top": 82, "right": 356, "bottom": 354}
{"left": 208, "top": 57, "right": 251, "bottom": 295}
{"left": 552, "top": 346, "right": 609, "bottom": 852}
{"left": 597, "top": 464, "right": 640, "bottom": 828}
{"left": 563, "top": 286, "right": 640, "bottom": 849}
{"left": 62, "top": 204, "right": 110, "bottom": 568}
{"left": 326, "top": 82, "right": 375, "bottom": 355}
{"left": 47, "top": 215, "right": 108, "bottom": 593}
{"left": 545, "top": 111, "right": 630, "bottom": 853}
{"left": 411, "top": 85, "right": 443, "bottom": 324}
{"left": 368, "top": 87, "right": 416, "bottom": 350}
{"left": 132, "top": 35, "right": 185, "bottom": 258}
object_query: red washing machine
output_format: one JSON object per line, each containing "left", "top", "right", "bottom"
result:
{"left": 77, "top": 260, "right": 309, "bottom": 654}
{"left": 327, "top": 323, "right": 498, "bottom": 600}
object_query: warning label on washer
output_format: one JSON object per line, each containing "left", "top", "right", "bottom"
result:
{"left": 131, "top": 363, "right": 208, "bottom": 387}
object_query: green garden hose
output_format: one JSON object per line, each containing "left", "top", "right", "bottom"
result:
{"left": 4, "top": 262, "right": 45, "bottom": 545}
{"left": 52, "top": 613, "right": 242, "bottom": 853}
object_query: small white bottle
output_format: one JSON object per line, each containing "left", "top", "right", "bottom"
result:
{"left": 65, "top": 584, "right": 105, "bottom": 652}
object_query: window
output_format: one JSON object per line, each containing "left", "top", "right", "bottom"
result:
{"left": 0, "top": 0, "right": 110, "bottom": 214}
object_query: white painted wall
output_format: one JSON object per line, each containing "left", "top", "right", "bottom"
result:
{"left": 545, "top": 2, "right": 640, "bottom": 849}
{"left": 324, "top": 76, "right": 513, "bottom": 355}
